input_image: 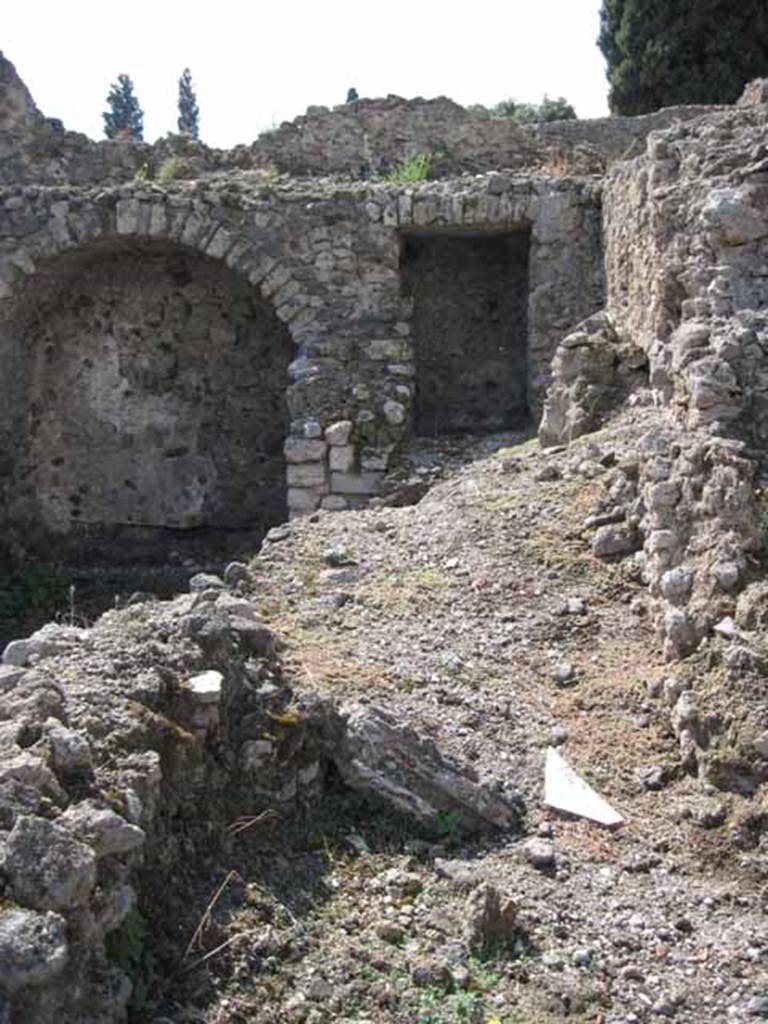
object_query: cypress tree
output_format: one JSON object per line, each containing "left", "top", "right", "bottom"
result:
{"left": 177, "top": 68, "right": 200, "bottom": 139}
{"left": 102, "top": 74, "right": 144, "bottom": 140}
{"left": 599, "top": 1, "right": 768, "bottom": 115}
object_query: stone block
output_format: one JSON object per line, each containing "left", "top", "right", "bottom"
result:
{"left": 303, "top": 419, "right": 323, "bottom": 439}
{"left": 6, "top": 816, "right": 97, "bottom": 912}
{"left": 325, "top": 420, "right": 353, "bottom": 446}
{"left": 181, "top": 212, "right": 205, "bottom": 247}
{"left": 397, "top": 192, "right": 413, "bottom": 224}
{"left": 361, "top": 453, "right": 389, "bottom": 471}
{"left": 205, "top": 226, "right": 232, "bottom": 258}
{"left": 247, "top": 255, "right": 277, "bottom": 285}
{"left": 383, "top": 399, "right": 406, "bottom": 425}
{"left": 412, "top": 199, "right": 439, "bottom": 226}
{"left": 284, "top": 438, "right": 327, "bottom": 463}
{"left": 366, "top": 338, "right": 408, "bottom": 361}
{"left": 388, "top": 363, "right": 415, "bottom": 378}
{"left": 0, "top": 908, "right": 68, "bottom": 992}
{"left": 2, "top": 639, "right": 29, "bottom": 667}
{"left": 148, "top": 202, "right": 167, "bottom": 236}
{"left": 261, "top": 263, "right": 292, "bottom": 298}
{"left": 287, "top": 462, "right": 327, "bottom": 487}
{"left": 115, "top": 198, "right": 140, "bottom": 235}
{"left": 321, "top": 495, "right": 348, "bottom": 510}
{"left": 186, "top": 670, "right": 223, "bottom": 704}
{"left": 59, "top": 802, "right": 145, "bottom": 858}
{"left": 331, "top": 471, "right": 384, "bottom": 496}
{"left": 241, "top": 740, "right": 274, "bottom": 770}
{"left": 288, "top": 487, "right": 321, "bottom": 513}
{"left": 272, "top": 278, "right": 301, "bottom": 309}
{"left": 329, "top": 445, "right": 355, "bottom": 472}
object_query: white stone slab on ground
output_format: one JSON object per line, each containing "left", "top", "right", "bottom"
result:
{"left": 186, "top": 670, "right": 223, "bottom": 704}
{"left": 544, "top": 747, "right": 624, "bottom": 827}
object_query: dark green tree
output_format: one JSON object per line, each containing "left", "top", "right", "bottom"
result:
{"left": 177, "top": 67, "right": 200, "bottom": 139}
{"left": 598, "top": 1, "right": 768, "bottom": 115}
{"left": 102, "top": 74, "right": 144, "bottom": 140}
{"left": 492, "top": 94, "right": 577, "bottom": 123}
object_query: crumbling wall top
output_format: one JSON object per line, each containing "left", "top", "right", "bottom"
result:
{"left": 0, "top": 52, "right": 43, "bottom": 133}
{"left": 0, "top": 53, "right": 734, "bottom": 189}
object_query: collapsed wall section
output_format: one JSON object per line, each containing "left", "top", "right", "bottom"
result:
{"left": 0, "top": 565, "right": 519, "bottom": 1023}
{"left": 0, "top": 49, "right": 724, "bottom": 189}
{"left": 540, "top": 85, "right": 768, "bottom": 677}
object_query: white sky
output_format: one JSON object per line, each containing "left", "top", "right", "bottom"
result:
{"left": 5, "top": 0, "right": 610, "bottom": 149}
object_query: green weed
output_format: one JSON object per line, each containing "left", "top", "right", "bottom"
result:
{"left": 105, "top": 905, "right": 156, "bottom": 1011}
{"left": 386, "top": 152, "right": 432, "bottom": 184}
{"left": 755, "top": 487, "right": 768, "bottom": 566}
{"left": 156, "top": 155, "right": 194, "bottom": 184}
{"left": 434, "top": 808, "right": 463, "bottom": 847}
{"left": 133, "top": 161, "right": 152, "bottom": 182}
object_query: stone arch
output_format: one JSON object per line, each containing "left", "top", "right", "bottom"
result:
{"left": 0, "top": 192, "right": 313, "bottom": 333}
{"left": 0, "top": 193, "right": 312, "bottom": 563}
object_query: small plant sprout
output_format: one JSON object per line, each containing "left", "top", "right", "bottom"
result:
{"left": 386, "top": 152, "right": 432, "bottom": 184}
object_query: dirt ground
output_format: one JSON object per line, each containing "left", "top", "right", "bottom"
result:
{"left": 143, "top": 407, "right": 768, "bottom": 1024}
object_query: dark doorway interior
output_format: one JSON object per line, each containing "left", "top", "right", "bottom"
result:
{"left": 401, "top": 230, "right": 531, "bottom": 436}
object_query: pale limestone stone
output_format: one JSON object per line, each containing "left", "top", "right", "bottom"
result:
{"left": 383, "top": 399, "right": 406, "bottom": 426}
{"left": 287, "top": 462, "right": 327, "bottom": 487}
{"left": 260, "top": 263, "right": 292, "bottom": 298}
{"left": 361, "top": 453, "right": 388, "bottom": 471}
{"left": 331, "top": 471, "right": 384, "bottom": 495}
{"left": 288, "top": 487, "right": 321, "bottom": 513}
{"left": 2, "top": 639, "right": 29, "bottom": 667}
{"left": 115, "top": 198, "right": 140, "bottom": 235}
{"left": 325, "top": 420, "right": 353, "bottom": 447}
{"left": 366, "top": 339, "right": 407, "bottom": 361}
{"left": 148, "top": 203, "right": 167, "bottom": 236}
{"left": 329, "top": 446, "right": 355, "bottom": 472}
{"left": 321, "top": 495, "right": 348, "bottom": 510}
{"left": 205, "top": 226, "right": 232, "bottom": 258}
{"left": 284, "top": 438, "right": 327, "bottom": 463}
{"left": 186, "top": 670, "right": 223, "bottom": 704}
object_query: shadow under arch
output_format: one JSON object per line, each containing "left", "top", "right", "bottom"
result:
{"left": 0, "top": 235, "right": 294, "bottom": 566}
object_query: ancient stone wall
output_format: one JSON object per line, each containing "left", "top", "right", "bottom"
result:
{"left": 540, "top": 84, "right": 768, "bottom": 665}
{"left": 0, "top": 172, "right": 602, "bottom": 550}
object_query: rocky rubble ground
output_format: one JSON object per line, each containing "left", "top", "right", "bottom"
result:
{"left": 3, "top": 405, "right": 768, "bottom": 1024}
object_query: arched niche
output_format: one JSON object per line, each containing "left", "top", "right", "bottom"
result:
{"left": 0, "top": 238, "right": 293, "bottom": 563}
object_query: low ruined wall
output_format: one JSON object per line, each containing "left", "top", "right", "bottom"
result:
{"left": 0, "top": 563, "right": 517, "bottom": 1023}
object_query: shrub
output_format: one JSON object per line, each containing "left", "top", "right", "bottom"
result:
{"left": 492, "top": 95, "right": 577, "bottom": 123}
{"left": 385, "top": 152, "right": 432, "bottom": 184}
{"left": 156, "top": 155, "right": 193, "bottom": 184}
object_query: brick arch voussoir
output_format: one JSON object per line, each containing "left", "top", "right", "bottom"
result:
{"left": 2, "top": 193, "right": 312, "bottom": 346}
